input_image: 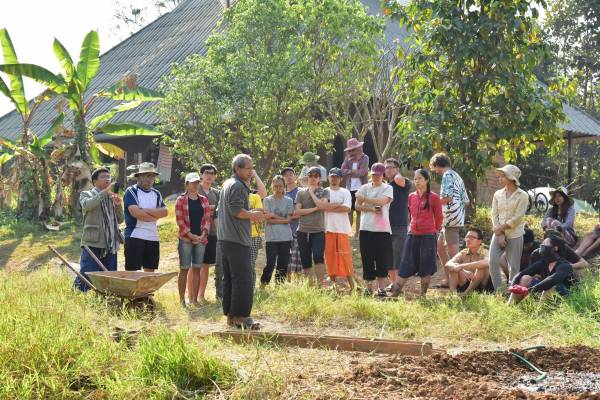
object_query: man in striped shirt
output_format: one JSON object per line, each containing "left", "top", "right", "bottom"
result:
{"left": 430, "top": 153, "right": 469, "bottom": 287}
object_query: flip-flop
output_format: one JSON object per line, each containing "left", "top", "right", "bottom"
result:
{"left": 234, "top": 317, "right": 261, "bottom": 330}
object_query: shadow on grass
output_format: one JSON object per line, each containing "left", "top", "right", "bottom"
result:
{"left": 0, "top": 238, "right": 23, "bottom": 270}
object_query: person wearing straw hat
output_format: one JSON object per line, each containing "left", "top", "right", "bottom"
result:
{"left": 298, "top": 152, "right": 327, "bottom": 187}
{"left": 488, "top": 164, "right": 529, "bottom": 291}
{"left": 542, "top": 186, "right": 577, "bottom": 247}
{"left": 175, "top": 172, "right": 212, "bottom": 308}
{"left": 76, "top": 167, "right": 124, "bottom": 291}
{"left": 341, "top": 138, "right": 369, "bottom": 235}
{"left": 123, "top": 162, "right": 168, "bottom": 272}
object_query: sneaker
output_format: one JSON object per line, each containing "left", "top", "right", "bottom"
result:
{"left": 376, "top": 289, "right": 388, "bottom": 298}
{"left": 385, "top": 283, "right": 394, "bottom": 292}
{"left": 363, "top": 288, "right": 373, "bottom": 297}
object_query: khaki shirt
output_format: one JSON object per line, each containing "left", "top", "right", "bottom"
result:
{"left": 450, "top": 247, "right": 487, "bottom": 265}
{"left": 492, "top": 187, "right": 529, "bottom": 239}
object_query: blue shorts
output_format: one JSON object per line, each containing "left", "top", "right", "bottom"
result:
{"left": 178, "top": 239, "right": 206, "bottom": 269}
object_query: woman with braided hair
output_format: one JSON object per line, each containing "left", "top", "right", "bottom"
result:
{"left": 392, "top": 169, "right": 443, "bottom": 297}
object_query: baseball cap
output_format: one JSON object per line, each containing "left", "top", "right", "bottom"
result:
{"left": 185, "top": 172, "right": 201, "bottom": 183}
{"left": 370, "top": 163, "right": 385, "bottom": 176}
{"left": 307, "top": 166, "right": 322, "bottom": 177}
{"left": 329, "top": 167, "right": 343, "bottom": 177}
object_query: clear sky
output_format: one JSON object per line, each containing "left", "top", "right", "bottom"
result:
{"left": 0, "top": 1, "right": 126, "bottom": 116}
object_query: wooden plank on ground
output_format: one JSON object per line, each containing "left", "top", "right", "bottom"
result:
{"left": 212, "top": 331, "right": 442, "bottom": 356}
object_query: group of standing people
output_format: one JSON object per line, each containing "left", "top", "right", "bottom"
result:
{"left": 75, "top": 140, "right": 592, "bottom": 329}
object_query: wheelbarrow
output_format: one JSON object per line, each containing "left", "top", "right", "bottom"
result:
{"left": 48, "top": 245, "right": 177, "bottom": 309}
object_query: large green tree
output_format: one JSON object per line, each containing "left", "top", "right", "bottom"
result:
{"left": 158, "top": 0, "right": 383, "bottom": 178}
{"left": 388, "top": 0, "right": 568, "bottom": 204}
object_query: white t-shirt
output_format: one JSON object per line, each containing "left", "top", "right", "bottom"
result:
{"left": 350, "top": 162, "right": 362, "bottom": 191}
{"left": 325, "top": 187, "right": 353, "bottom": 235}
{"left": 131, "top": 189, "right": 160, "bottom": 241}
{"left": 358, "top": 182, "right": 394, "bottom": 233}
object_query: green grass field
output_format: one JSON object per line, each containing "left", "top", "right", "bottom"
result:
{"left": 0, "top": 206, "right": 599, "bottom": 398}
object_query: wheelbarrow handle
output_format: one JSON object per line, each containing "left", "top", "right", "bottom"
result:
{"left": 83, "top": 245, "right": 109, "bottom": 272}
{"left": 47, "top": 245, "right": 101, "bottom": 293}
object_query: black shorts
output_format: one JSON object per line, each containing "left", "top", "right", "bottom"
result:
{"left": 124, "top": 237, "right": 160, "bottom": 270}
{"left": 203, "top": 235, "right": 218, "bottom": 264}
{"left": 399, "top": 233, "right": 437, "bottom": 278}
{"left": 359, "top": 230, "right": 393, "bottom": 280}
{"left": 297, "top": 231, "right": 325, "bottom": 268}
{"left": 350, "top": 191, "right": 357, "bottom": 211}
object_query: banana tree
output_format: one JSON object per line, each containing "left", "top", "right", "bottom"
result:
{"left": 0, "top": 28, "right": 57, "bottom": 219}
{"left": 0, "top": 30, "right": 163, "bottom": 217}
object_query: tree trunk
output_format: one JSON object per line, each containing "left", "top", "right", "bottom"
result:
{"left": 462, "top": 172, "right": 478, "bottom": 223}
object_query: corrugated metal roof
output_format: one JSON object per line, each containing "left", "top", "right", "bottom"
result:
{"left": 1, "top": 0, "right": 599, "bottom": 140}
{"left": 0, "top": 0, "right": 224, "bottom": 141}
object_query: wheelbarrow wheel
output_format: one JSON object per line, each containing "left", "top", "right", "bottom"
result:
{"left": 125, "top": 295, "right": 156, "bottom": 311}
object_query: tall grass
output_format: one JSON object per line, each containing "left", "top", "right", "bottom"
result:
{"left": 0, "top": 270, "right": 236, "bottom": 399}
{"left": 254, "top": 274, "right": 600, "bottom": 348}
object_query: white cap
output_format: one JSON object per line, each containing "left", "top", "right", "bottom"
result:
{"left": 185, "top": 172, "right": 201, "bottom": 183}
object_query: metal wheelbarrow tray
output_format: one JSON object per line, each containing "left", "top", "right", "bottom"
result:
{"left": 86, "top": 271, "right": 177, "bottom": 299}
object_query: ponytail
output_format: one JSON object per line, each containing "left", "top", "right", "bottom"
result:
{"left": 415, "top": 168, "right": 431, "bottom": 210}
{"left": 424, "top": 181, "right": 431, "bottom": 210}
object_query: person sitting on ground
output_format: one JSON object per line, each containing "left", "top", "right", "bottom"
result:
{"left": 576, "top": 223, "right": 600, "bottom": 260}
{"left": 260, "top": 175, "right": 294, "bottom": 286}
{"left": 542, "top": 187, "right": 577, "bottom": 247}
{"left": 175, "top": 173, "right": 211, "bottom": 308}
{"left": 508, "top": 235, "right": 576, "bottom": 304}
{"left": 499, "top": 227, "right": 539, "bottom": 278}
{"left": 444, "top": 228, "right": 493, "bottom": 295}
{"left": 531, "top": 230, "right": 590, "bottom": 278}
{"left": 310, "top": 167, "right": 356, "bottom": 292}
{"left": 393, "top": 169, "right": 443, "bottom": 298}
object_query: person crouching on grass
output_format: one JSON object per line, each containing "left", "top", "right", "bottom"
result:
{"left": 309, "top": 168, "right": 356, "bottom": 292}
{"left": 444, "top": 228, "right": 493, "bottom": 295}
{"left": 508, "top": 235, "right": 576, "bottom": 304}
{"left": 392, "top": 169, "right": 443, "bottom": 298}
{"left": 175, "top": 173, "right": 212, "bottom": 308}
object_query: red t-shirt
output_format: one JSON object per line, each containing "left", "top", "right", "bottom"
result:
{"left": 408, "top": 191, "right": 444, "bottom": 235}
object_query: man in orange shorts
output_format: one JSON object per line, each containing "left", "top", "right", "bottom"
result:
{"left": 309, "top": 167, "right": 355, "bottom": 291}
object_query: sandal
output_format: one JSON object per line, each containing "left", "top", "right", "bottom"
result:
{"left": 233, "top": 317, "right": 261, "bottom": 330}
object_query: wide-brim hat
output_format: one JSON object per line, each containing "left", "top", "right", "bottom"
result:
{"left": 299, "top": 152, "right": 319, "bottom": 164}
{"left": 550, "top": 186, "right": 574, "bottom": 207}
{"left": 344, "top": 138, "right": 364, "bottom": 151}
{"left": 134, "top": 162, "right": 160, "bottom": 177}
{"left": 496, "top": 164, "right": 521, "bottom": 186}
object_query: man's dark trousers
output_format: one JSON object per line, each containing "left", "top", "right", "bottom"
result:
{"left": 219, "top": 240, "right": 253, "bottom": 317}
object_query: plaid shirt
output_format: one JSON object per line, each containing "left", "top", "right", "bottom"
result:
{"left": 175, "top": 193, "right": 212, "bottom": 244}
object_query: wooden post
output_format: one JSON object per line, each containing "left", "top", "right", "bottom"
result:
{"left": 567, "top": 131, "right": 573, "bottom": 185}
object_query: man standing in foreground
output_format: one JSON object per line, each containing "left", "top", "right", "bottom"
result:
{"left": 123, "top": 162, "right": 168, "bottom": 272}
{"left": 76, "top": 167, "right": 124, "bottom": 291}
{"left": 218, "top": 154, "right": 266, "bottom": 329}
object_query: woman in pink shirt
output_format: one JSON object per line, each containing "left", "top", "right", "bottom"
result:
{"left": 392, "top": 169, "right": 443, "bottom": 297}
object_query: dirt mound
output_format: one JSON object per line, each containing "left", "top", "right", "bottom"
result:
{"left": 340, "top": 346, "right": 600, "bottom": 400}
